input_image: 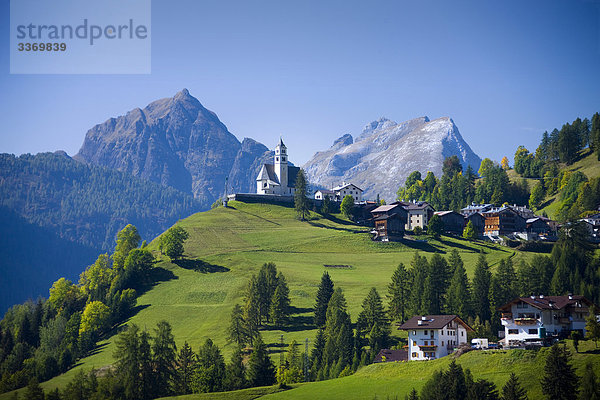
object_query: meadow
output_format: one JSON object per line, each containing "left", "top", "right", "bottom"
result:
{"left": 0, "top": 201, "right": 539, "bottom": 399}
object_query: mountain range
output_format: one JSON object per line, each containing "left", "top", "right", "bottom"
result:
{"left": 303, "top": 116, "right": 482, "bottom": 202}
{"left": 1, "top": 89, "right": 483, "bottom": 313}
{"left": 75, "top": 89, "right": 482, "bottom": 205}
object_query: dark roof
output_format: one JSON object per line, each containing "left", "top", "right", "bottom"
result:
{"left": 498, "top": 295, "right": 595, "bottom": 312}
{"left": 399, "top": 315, "right": 473, "bottom": 331}
{"left": 259, "top": 164, "right": 299, "bottom": 188}
{"left": 467, "top": 212, "right": 485, "bottom": 220}
{"left": 434, "top": 210, "right": 461, "bottom": 217}
{"left": 373, "top": 349, "right": 408, "bottom": 363}
{"left": 406, "top": 202, "right": 433, "bottom": 211}
{"left": 374, "top": 214, "right": 402, "bottom": 221}
{"left": 372, "top": 205, "right": 401, "bottom": 213}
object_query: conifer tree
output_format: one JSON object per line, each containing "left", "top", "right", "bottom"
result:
{"left": 387, "top": 263, "right": 412, "bottom": 322}
{"left": 25, "top": 378, "right": 44, "bottom": 400}
{"left": 138, "top": 330, "right": 155, "bottom": 400}
{"left": 294, "top": 169, "right": 310, "bottom": 221}
{"left": 586, "top": 306, "right": 600, "bottom": 347}
{"left": 463, "top": 220, "right": 477, "bottom": 240}
{"left": 407, "top": 387, "right": 420, "bottom": 400}
{"left": 257, "top": 262, "right": 278, "bottom": 323}
{"left": 224, "top": 346, "right": 248, "bottom": 391}
{"left": 194, "top": 338, "right": 226, "bottom": 393}
{"left": 357, "top": 288, "right": 390, "bottom": 354}
{"left": 243, "top": 276, "right": 261, "bottom": 345}
{"left": 322, "top": 288, "right": 353, "bottom": 375}
{"left": 446, "top": 261, "right": 472, "bottom": 319}
{"left": 423, "top": 254, "right": 450, "bottom": 314}
{"left": 502, "top": 372, "right": 528, "bottom": 400}
{"left": 443, "top": 360, "right": 467, "bottom": 400}
{"left": 247, "top": 335, "right": 275, "bottom": 387}
{"left": 175, "top": 341, "right": 196, "bottom": 395}
{"left": 314, "top": 272, "right": 335, "bottom": 327}
{"left": 114, "top": 323, "right": 141, "bottom": 399}
{"left": 427, "top": 214, "right": 443, "bottom": 238}
{"left": 228, "top": 304, "right": 247, "bottom": 347}
{"left": 579, "top": 361, "right": 600, "bottom": 400}
{"left": 409, "top": 253, "right": 429, "bottom": 316}
{"left": 472, "top": 253, "right": 492, "bottom": 322}
{"left": 310, "top": 328, "right": 326, "bottom": 380}
{"left": 271, "top": 273, "right": 291, "bottom": 325}
{"left": 152, "top": 320, "right": 177, "bottom": 397}
{"left": 541, "top": 344, "right": 579, "bottom": 400}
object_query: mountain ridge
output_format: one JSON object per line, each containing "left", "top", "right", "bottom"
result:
{"left": 303, "top": 115, "right": 482, "bottom": 201}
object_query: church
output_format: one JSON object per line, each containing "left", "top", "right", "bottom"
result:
{"left": 256, "top": 138, "right": 300, "bottom": 196}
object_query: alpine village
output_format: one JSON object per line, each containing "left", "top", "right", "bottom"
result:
{"left": 2, "top": 97, "right": 600, "bottom": 400}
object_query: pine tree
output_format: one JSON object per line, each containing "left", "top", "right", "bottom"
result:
{"left": 463, "top": 220, "right": 477, "bottom": 240}
{"left": 294, "top": 169, "right": 310, "bottom": 221}
{"left": 502, "top": 372, "right": 528, "bottom": 400}
{"left": 409, "top": 253, "right": 429, "bottom": 316}
{"left": 228, "top": 304, "right": 247, "bottom": 347}
{"left": 310, "top": 328, "right": 326, "bottom": 380}
{"left": 469, "top": 379, "right": 499, "bottom": 400}
{"left": 139, "top": 329, "right": 155, "bottom": 400}
{"left": 270, "top": 273, "right": 291, "bottom": 325}
{"left": 579, "top": 361, "right": 600, "bottom": 400}
{"left": 114, "top": 323, "right": 141, "bottom": 400}
{"left": 472, "top": 253, "right": 492, "bottom": 322}
{"left": 152, "top": 320, "right": 177, "bottom": 397}
{"left": 322, "top": 288, "right": 353, "bottom": 375}
{"left": 247, "top": 335, "right": 275, "bottom": 387}
{"left": 541, "top": 344, "right": 579, "bottom": 400}
{"left": 174, "top": 341, "right": 196, "bottom": 395}
{"left": 357, "top": 288, "right": 390, "bottom": 354}
{"left": 423, "top": 254, "right": 450, "bottom": 314}
{"left": 387, "top": 263, "right": 412, "bottom": 322}
{"left": 195, "top": 338, "right": 226, "bottom": 393}
{"left": 224, "top": 346, "right": 248, "bottom": 391}
{"left": 443, "top": 360, "right": 467, "bottom": 400}
{"left": 314, "top": 272, "right": 335, "bottom": 327}
{"left": 427, "top": 214, "right": 443, "bottom": 238}
{"left": 407, "top": 387, "right": 420, "bottom": 400}
{"left": 446, "top": 261, "right": 472, "bottom": 319}
{"left": 243, "top": 276, "right": 261, "bottom": 345}
{"left": 257, "top": 262, "right": 278, "bottom": 323}
{"left": 25, "top": 378, "right": 45, "bottom": 400}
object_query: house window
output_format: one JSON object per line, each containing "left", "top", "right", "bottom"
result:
{"left": 508, "top": 329, "right": 518, "bottom": 334}
{"left": 276, "top": 156, "right": 279, "bottom": 161}
{"left": 263, "top": 182, "right": 267, "bottom": 187}
{"left": 412, "top": 352, "right": 417, "bottom": 358}
{"left": 282, "top": 157, "right": 286, "bottom": 162}
{"left": 461, "top": 331, "right": 464, "bottom": 337}
{"left": 442, "top": 341, "right": 444, "bottom": 346}
{"left": 528, "top": 329, "right": 538, "bottom": 335}
{"left": 424, "top": 330, "right": 428, "bottom": 335}
{"left": 412, "top": 331, "right": 417, "bottom": 336}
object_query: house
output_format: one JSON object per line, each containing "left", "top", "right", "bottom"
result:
{"left": 314, "top": 189, "right": 335, "bottom": 201}
{"left": 482, "top": 206, "right": 526, "bottom": 236}
{"left": 499, "top": 295, "right": 597, "bottom": 346}
{"left": 373, "top": 348, "right": 408, "bottom": 363}
{"left": 465, "top": 212, "right": 485, "bottom": 237}
{"left": 540, "top": 216, "right": 560, "bottom": 233}
{"left": 399, "top": 315, "right": 473, "bottom": 361}
{"left": 526, "top": 217, "right": 550, "bottom": 235}
{"left": 256, "top": 138, "right": 299, "bottom": 196}
{"left": 370, "top": 204, "right": 408, "bottom": 241}
{"left": 434, "top": 211, "right": 465, "bottom": 234}
{"left": 580, "top": 213, "right": 600, "bottom": 240}
{"left": 461, "top": 203, "right": 492, "bottom": 217}
{"left": 508, "top": 204, "right": 536, "bottom": 219}
{"left": 314, "top": 183, "right": 363, "bottom": 203}
{"left": 396, "top": 201, "right": 435, "bottom": 231}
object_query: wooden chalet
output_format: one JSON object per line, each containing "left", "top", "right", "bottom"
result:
{"left": 434, "top": 211, "right": 465, "bottom": 234}
{"left": 370, "top": 204, "right": 408, "bottom": 241}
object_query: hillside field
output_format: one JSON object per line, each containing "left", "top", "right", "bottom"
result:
{"left": 1, "top": 201, "right": 539, "bottom": 399}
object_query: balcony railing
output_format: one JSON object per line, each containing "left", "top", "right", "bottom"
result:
{"left": 514, "top": 318, "right": 537, "bottom": 325}
{"left": 419, "top": 345, "right": 438, "bottom": 351}
{"left": 501, "top": 313, "right": 513, "bottom": 320}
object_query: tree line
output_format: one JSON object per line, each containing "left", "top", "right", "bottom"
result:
{"left": 406, "top": 342, "right": 599, "bottom": 400}
{"left": 509, "top": 113, "right": 600, "bottom": 221}
{"left": 0, "top": 224, "right": 159, "bottom": 394}
{"left": 396, "top": 155, "right": 530, "bottom": 212}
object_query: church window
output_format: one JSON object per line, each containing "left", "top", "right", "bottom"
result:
{"left": 276, "top": 157, "right": 279, "bottom": 161}
{"left": 263, "top": 182, "right": 267, "bottom": 188}
{"left": 282, "top": 157, "right": 286, "bottom": 161}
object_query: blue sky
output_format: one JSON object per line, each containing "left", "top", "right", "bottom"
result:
{"left": 1, "top": 0, "right": 599, "bottom": 165}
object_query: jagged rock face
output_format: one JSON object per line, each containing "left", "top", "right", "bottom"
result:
{"left": 303, "top": 116, "right": 482, "bottom": 203}
{"left": 75, "top": 89, "right": 268, "bottom": 208}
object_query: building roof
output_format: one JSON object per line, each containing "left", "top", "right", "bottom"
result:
{"left": 526, "top": 217, "right": 548, "bottom": 225}
{"left": 466, "top": 212, "right": 485, "bottom": 220}
{"left": 332, "top": 183, "right": 363, "bottom": 192}
{"left": 399, "top": 315, "right": 473, "bottom": 331}
{"left": 372, "top": 204, "right": 401, "bottom": 213}
{"left": 256, "top": 164, "right": 299, "bottom": 188}
{"left": 434, "top": 210, "right": 461, "bottom": 217}
{"left": 461, "top": 203, "right": 492, "bottom": 212}
{"left": 498, "top": 295, "right": 595, "bottom": 312}
{"left": 315, "top": 189, "right": 335, "bottom": 195}
{"left": 373, "top": 349, "right": 408, "bottom": 363}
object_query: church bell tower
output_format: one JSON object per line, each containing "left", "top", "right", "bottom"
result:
{"left": 274, "top": 137, "right": 288, "bottom": 192}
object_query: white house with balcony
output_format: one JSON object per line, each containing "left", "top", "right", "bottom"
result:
{"left": 399, "top": 315, "right": 472, "bottom": 361}
{"left": 499, "top": 295, "right": 596, "bottom": 346}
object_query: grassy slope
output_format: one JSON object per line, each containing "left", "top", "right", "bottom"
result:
{"left": 507, "top": 149, "right": 600, "bottom": 219}
{"left": 0, "top": 201, "right": 535, "bottom": 399}
{"left": 160, "top": 341, "right": 600, "bottom": 400}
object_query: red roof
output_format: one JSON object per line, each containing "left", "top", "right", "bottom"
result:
{"left": 498, "top": 295, "right": 595, "bottom": 312}
{"left": 399, "top": 315, "right": 473, "bottom": 331}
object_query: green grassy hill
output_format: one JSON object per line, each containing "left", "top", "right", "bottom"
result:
{"left": 158, "top": 340, "right": 600, "bottom": 400}
{"left": 0, "top": 201, "right": 537, "bottom": 399}
{"left": 506, "top": 149, "right": 600, "bottom": 219}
